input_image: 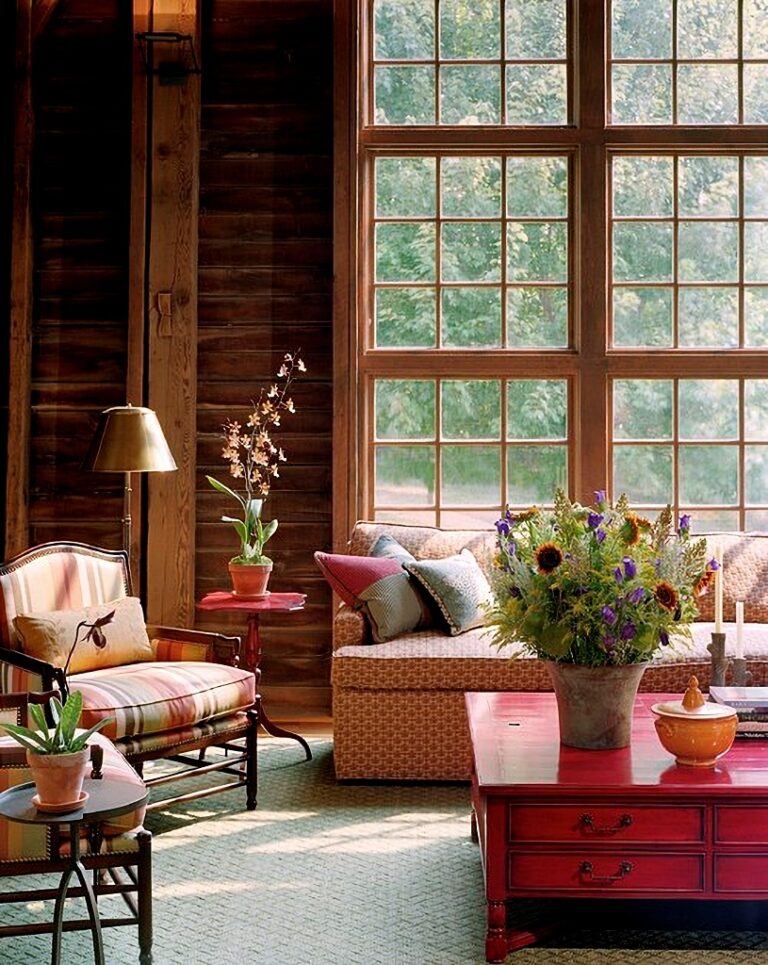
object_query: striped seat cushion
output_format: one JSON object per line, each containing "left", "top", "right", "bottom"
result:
{"left": 73, "top": 661, "right": 256, "bottom": 740}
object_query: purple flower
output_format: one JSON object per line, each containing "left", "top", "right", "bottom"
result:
{"left": 495, "top": 519, "right": 510, "bottom": 536}
{"left": 708, "top": 557, "right": 720, "bottom": 571}
{"left": 623, "top": 556, "right": 637, "bottom": 580}
{"left": 595, "top": 528, "right": 606, "bottom": 544}
{"left": 678, "top": 514, "right": 691, "bottom": 534}
{"left": 627, "top": 585, "right": 645, "bottom": 605}
{"left": 602, "top": 634, "right": 617, "bottom": 650}
{"left": 613, "top": 566, "right": 624, "bottom": 584}
{"left": 594, "top": 490, "right": 607, "bottom": 506}
{"left": 509, "top": 586, "right": 522, "bottom": 598}
{"left": 587, "top": 512, "right": 604, "bottom": 529}
{"left": 602, "top": 605, "right": 618, "bottom": 626}
{"left": 653, "top": 557, "right": 662, "bottom": 574}
{"left": 620, "top": 621, "right": 637, "bottom": 641}
{"left": 659, "top": 630, "right": 670, "bottom": 647}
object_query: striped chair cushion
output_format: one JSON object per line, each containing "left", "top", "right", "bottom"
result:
{"left": 115, "top": 711, "right": 252, "bottom": 757}
{"left": 0, "top": 547, "right": 128, "bottom": 650}
{"left": 0, "top": 663, "right": 44, "bottom": 696}
{"left": 151, "top": 637, "right": 211, "bottom": 663}
{"left": 74, "top": 661, "right": 256, "bottom": 740}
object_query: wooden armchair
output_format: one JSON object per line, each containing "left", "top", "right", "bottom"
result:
{"left": 0, "top": 691, "right": 152, "bottom": 962}
{"left": 0, "top": 542, "right": 259, "bottom": 811}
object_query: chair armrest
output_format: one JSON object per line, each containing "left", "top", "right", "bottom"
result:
{"left": 145, "top": 625, "right": 242, "bottom": 665}
{"left": 332, "top": 605, "right": 370, "bottom": 650}
{"left": 0, "top": 647, "right": 64, "bottom": 692}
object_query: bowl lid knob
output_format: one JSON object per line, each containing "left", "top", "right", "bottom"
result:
{"left": 682, "top": 675, "right": 706, "bottom": 711}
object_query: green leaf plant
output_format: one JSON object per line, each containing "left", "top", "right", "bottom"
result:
{"left": 1, "top": 691, "right": 110, "bottom": 756}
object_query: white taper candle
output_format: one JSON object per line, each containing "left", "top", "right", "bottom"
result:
{"left": 714, "top": 540, "right": 724, "bottom": 634}
{"left": 735, "top": 600, "right": 744, "bottom": 660}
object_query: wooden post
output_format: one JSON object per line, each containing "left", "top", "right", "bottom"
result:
{"left": 5, "top": 0, "right": 34, "bottom": 558}
{"left": 144, "top": 0, "right": 201, "bottom": 625}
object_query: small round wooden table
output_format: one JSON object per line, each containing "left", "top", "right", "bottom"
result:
{"left": 0, "top": 776, "right": 148, "bottom": 965}
{"left": 197, "top": 590, "right": 312, "bottom": 760}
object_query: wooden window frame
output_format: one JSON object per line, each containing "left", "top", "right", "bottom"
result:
{"left": 333, "top": 0, "right": 768, "bottom": 544}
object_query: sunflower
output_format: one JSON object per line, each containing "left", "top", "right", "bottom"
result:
{"left": 535, "top": 542, "right": 563, "bottom": 574}
{"left": 654, "top": 581, "right": 679, "bottom": 611}
{"left": 694, "top": 569, "right": 715, "bottom": 597}
{"left": 621, "top": 514, "right": 641, "bottom": 545}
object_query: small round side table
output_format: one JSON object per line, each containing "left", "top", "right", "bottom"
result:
{"left": 0, "top": 776, "right": 148, "bottom": 965}
{"left": 197, "top": 590, "right": 312, "bottom": 760}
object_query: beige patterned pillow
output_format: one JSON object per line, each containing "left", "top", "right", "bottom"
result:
{"left": 13, "top": 597, "right": 154, "bottom": 674}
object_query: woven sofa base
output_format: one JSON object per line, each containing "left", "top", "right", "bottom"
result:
{"left": 333, "top": 658, "right": 768, "bottom": 781}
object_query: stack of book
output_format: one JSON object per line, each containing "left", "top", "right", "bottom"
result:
{"left": 710, "top": 687, "right": 768, "bottom": 737}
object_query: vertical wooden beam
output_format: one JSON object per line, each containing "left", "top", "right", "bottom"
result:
{"left": 5, "top": 0, "right": 34, "bottom": 558}
{"left": 127, "top": 0, "right": 151, "bottom": 586}
{"left": 31, "top": 0, "right": 59, "bottom": 41}
{"left": 144, "top": 0, "right": 200, "bottom": 625}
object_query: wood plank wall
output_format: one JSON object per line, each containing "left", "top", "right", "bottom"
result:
{"left": 27, "top": 0, "right": 130, "bottom": 549}
{"left": 194, "top": 0, "right": 334, "bottom": 719}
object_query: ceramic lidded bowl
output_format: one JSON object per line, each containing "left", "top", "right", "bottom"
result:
{"left": 651, "top": 676, "right": 737, "bottom": 767}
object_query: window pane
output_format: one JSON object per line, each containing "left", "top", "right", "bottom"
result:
{"left": 507, "top": 446, "right": 567, "bottom": 504}
{"left": 613, "top": 445, "right": 673, "bottom": 504}
{"left": 746, "top": 289, "right": 768, "bottom": 346}
{"left": 689, "top": 510, "right": 740, "bottom": 532}
{"left": 441, "top": 446, "right": 501, "bottom": 504}
{"left": 442, "top": 288, "right": 501, "bottom": 347}
{"left": 679, "top": 380, "right": 739, "bottom": 440}
{"left": 745, "top": 381, "right": 768, "bottom": 441}
{"left": 507, "top": 380, "right": 567, "bottom": 439}
{"left": 613, "top": 157, "right": 673, "bottom": 217}
{"left": 374, "top": 66, "right": 436, "bottom": 124}
{"left": 746, "top": 511, "right": 768, "bottom": 532}
{"left": 440, "top": 66, "right": 501, "bottom": 124}
{"left": 375, "top": 446, "right": 435, "bottom": 505}
{"left": 441, "top": 222, "right": 501, "bottom": 281}
{"left": 376, "top": 158, "right": 436, "bottom": 217}
{"left": 376, "top": 223, "right": 436, "bottom": 281}
{"left": 506, "top": 65, "right": 567, "bottom": 125}
{"left": 613, "top": 288, "right": 673, "bottom": 347}
{"left": 374, "top": 0, "right": 435, "bottom": 59}
{"left": 507, "top": 287, "right": 568, "bottom": 347}
{"left": 507, "top": 157, "right": 568, "bottom": 218}
{"left": 679, "top": 446, "right": 738, "bottom": 504}
{"left": 613, "top": 223, "right": 673, "bottom": 282}
{"left": 678, "top": 222, "right": 738, "bottom": 282}
{"left": 613, "top": 380, "right": 673, "bottom": 440}
{"left": 745, "top": 66, "right": 768, "bottom": 124}
{"left": 506, "top": 0, "right": 566, "bottom": 59}
{"left": 744, "top": 0, "right": 768, "bottom": 59}
{"left": 375, "top": 380, "right": 436, "bottom": 439}
{"left": 677, "top": 65, "right": 738, "bottom": 125}
{"left": 508, "top": 222, "right": 567, "bottom": 281}
{"left": 745, "top": 158, "right": 768, "bottom": 217}
{"left": 612, "top": 0, "right": 672, "bottom": 59}
{"left": 678, "top": 156, "right": 739, "bottom": 217}
{"left": 376, "top": 289, "right": 436, "bottom": 347}
{"left": 678, "top": 288, "right": 738, "bottom": 348}
{"left": 440, "top": 0, "right": 499, "bottom": 59}
{"left": 442, "top": 157, "right": 502, "bottom": 217}
{"left": 745, "top": 223, "right": 768, "bottom": 282}
{"left": 677, "top": 0, "right": 737, "bottom": 59}
{"left": 612, "top": 65, "right": 672, "bottom": 125}
{"left": 442, "top": 380, "right": 500, "bottom": 439}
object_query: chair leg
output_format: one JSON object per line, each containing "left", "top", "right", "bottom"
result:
{"left": 137, "top": 830, "right": 153, "bottom": 964}
{"left": 246, "top": 705, "right": 259, "bottom": 810}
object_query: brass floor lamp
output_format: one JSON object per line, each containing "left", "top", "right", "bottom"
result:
{"left": 83, "top": 405, "right": 177, "bottom": 558}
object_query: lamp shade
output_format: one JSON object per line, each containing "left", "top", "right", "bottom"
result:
{"left": 84, "top": 406, "right": 177, "bottom": 473}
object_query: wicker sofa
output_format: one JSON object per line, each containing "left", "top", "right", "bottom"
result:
{"left": 331, "top": 522, "right": 768, "bottom": 781}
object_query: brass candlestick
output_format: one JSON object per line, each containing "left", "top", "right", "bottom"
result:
{"left": 732, "top": 657, "right": 752, "bottom": 687}
{"left": 708, "top": 632, "right": 729, "bottom": 687}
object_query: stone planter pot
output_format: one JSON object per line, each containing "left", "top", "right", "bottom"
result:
{"left": 545, "top": 660, "right": 649, "bottom": 749}
{"left": 228, "top": 561, "right": 272, "bottom": 599}
{"left": 26, "top": 747, "right": 90, "bottom": 811}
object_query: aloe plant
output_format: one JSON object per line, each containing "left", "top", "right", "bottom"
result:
{"left": 1, "top": 691, "right": 111, "bottom": 755}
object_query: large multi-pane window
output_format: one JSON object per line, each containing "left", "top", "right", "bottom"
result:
{"left": 340, "top": 0, "right": 768, "bottom": 534}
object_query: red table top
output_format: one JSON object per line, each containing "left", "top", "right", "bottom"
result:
{"left": 197, "top": 590, "right": 306, "bottom": 613}
{"left": 466, "top": 691, "right": 768, "bottom": 796}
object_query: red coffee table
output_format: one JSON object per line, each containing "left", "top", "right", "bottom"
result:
{"left": 198, "top": 590, "right": 311, "bottom": 760}
{"left": 466, "top": 691, "right": 768, "bottom": 962}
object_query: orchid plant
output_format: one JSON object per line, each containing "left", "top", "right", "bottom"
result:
{"left": 206, "top": 352, "right": 305, "bottom": 565}
{"left": 486, "top": 488, "right": 719, "bottom": 667}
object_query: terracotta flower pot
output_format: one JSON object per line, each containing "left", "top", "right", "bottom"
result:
{"left": 545, "top": 660, "right": 649, "bottom": 749}
{"left": 228, "top": 561, "right": 272, "bottom": 599}
{"left": 26, "top": 747, "right": 90, "bottom": 810}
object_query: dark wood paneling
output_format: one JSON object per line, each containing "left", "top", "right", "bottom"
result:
{"left": 197, "top": 0, "right": 333, "bottom": 718}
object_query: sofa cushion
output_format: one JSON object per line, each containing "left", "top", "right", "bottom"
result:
{"left": 73, "top": 661, "right": 256, "bottom": 740}
{"left": 405, "top": 550, "right": 493, "bottom": 635}
{"left": 699, "top": 534, "right": 768, "bottom": 623}
{"left": 13, "top": 596, "right": 154, "bottom": 674}
{"left": 314, "top": 551, "right": 431, "bottom": 643}
{"left": 349, "top": 521, "right": 497, "bottom": 577}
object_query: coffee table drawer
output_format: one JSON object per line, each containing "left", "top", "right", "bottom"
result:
{"left": 508, "top": 852, "right": 704, "bottom": 893}
{"left": 714, "top": 855, "right": 768, "bottom": 893}
{"left": 508, "top": 805, "right": 704, "bottom": 843}
{"left": 715, "top": 807, "right": 768, "bottom": 844}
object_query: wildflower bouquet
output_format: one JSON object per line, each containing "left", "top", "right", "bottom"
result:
{"left": 206, "top": 351, "right": 305, "bottom": 564}
{"left": 486, "top": 489, "right": 718, "bottom": 667}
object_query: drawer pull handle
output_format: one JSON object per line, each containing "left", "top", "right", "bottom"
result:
{"left": 579, "top": 860, "right": 633, "bottom": 883}
{"left": 580, "top": 813, "right": 633, "bottom": 834}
